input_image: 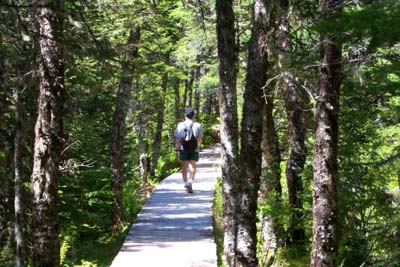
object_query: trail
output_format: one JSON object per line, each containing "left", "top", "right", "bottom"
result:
{"left": 111, "top": 146, "right": 221, "bottom": 267}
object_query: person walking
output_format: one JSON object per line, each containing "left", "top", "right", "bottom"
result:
{"left": 175, "top": 108, "right": 203, "bottom": 193}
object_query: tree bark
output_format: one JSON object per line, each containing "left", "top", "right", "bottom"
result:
{"left": 13, "top": 87, "right": 25, "bottom": 267}
{"left": 259, "top": 97, "right": 282, "bottom": 266}
{"left": 139, "top": 154, "right": 148, "bottom": 184}
{"left": 236, "top": 0, "right": 270, "bottom": 266}
{"left": 194, "top": 63, "right": 203, "bottom": 116}
{"left": 216, "top": 0, "right": 239, "bottom": 265}
{"left": 173, "top": 77, "right": 181, "bottom": 123}
{"left": 31, "top": 1, "right": 65, "bottom": 266}
{"left": 150, "top": 72, "right": 168, "bottom": 178}
{"left": 311, "top": 1, "right": 343, "bottom": 266}
{"left": 133, "top": 76, "right": 149, "bottom": 183}
{"left": 0, "top": 51, "right": 6, "bottom": 130}
{"left": 284, "top": 72, "right": 306, "bottom": 243}
{"left": 184, "top": 69, "right": 195, "bottom": 108}
{"left": 278, "top": 3, "right": 307, "bottom": 244}
{"left": 110, "top": 28, "right": 140, "bottom": 231}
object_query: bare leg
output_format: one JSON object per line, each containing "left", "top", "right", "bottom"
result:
{"left": 181, "top": 160, "right": 189, "bottom": 183}
{"left": 188, "top": 160, "right": 197, "bottom": 181}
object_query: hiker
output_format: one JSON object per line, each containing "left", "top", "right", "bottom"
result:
{"left": 174, "top": 107, "right": 203, "bottom": 193}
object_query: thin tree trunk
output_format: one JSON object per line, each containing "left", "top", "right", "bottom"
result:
{"left": 133, "top": 77, "right": 149, "bottom": 183}
{"left": 216, "top": 0, "right": 239, "bottom": 265}
{"left": 311, "top": 1, "right": 343, "bottom": 266}
{"left": 284, "top": 72, "right": 306, "bottom": 243}
{"left": 31, "top": 1, "right": 65, "bottom": 266}
{"left": 185, "top": 69, "right": 195, "bottom": 108}
{"left": 14, "top": 86, "right": 25, "bottom": 267}
{"left": 203, "top": 91, "right": 212, "bottom": 115}
{"left": 110, "top": 28, "right": 140, "bottom": 231}
{"left": 278, "top": 4, "right": 307, "bottom": 244}
{"left": 150, "top": 73, "right": 168, "bottom": 177}
{"left": 236, "top": 0, "right": 270, "bottom": 265}
{"left": 212, "top": 94, "right": 219, "bottom": 116}
{"left": 194, "top": 64, "right": 202, "bottom": 116}
{"left": 135, "top": 76, "right": 149, "bottom": 170}
{"left": 259, "top": 97, "right": 282, "bottom": 266}
{"left": 183, "top": 75, "right": 188, "bottom": 109}
{"left": 173, "top": 77, "right": 181, "bottom": 123}
{"left": 255, "top": 2, "right": 283, "bottom": 265}
{"left": 0, "top": 51, "right": 6, "bottom": 129}
{"left": 139, "top": 154, "right": 148, "bottom": 184}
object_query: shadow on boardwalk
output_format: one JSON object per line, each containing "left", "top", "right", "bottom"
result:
{"left": 111, "top": 146, "right": 221, "bottom": 267}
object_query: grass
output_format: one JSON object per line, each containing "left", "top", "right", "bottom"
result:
{"left": 212, "top": 177, "right": 225, "bottom": 267}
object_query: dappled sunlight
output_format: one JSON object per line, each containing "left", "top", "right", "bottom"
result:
{"left": 111, "top": 146, "right": 221, "bottom": 267}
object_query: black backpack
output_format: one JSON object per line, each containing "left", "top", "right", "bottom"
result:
{"left": 181, "top": 123, "right": 198, "bottom": 151}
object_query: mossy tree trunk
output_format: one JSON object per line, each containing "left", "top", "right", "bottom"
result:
{"left": 110, "top": 28, "right": 140, "bottom": 231}
{"left": 311, "top": 1, "right": 343, "bottom": 266}
{"left": 278, "top": 1, "right": 307, "bottom": 244}
{"left": 150, "top": 71, "right": 168, "bottom": 178}
{"left": 216, "top": 0, "right": 240, "bottom": 265}
{"left": 236, "top": 0, "right": 272, "bottom": 265}
{"left": 31, "top": 1, "right": 65, "bottom": 265}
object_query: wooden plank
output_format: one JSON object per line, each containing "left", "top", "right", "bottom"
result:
{"left": 111, "top": 146, "right": 221, "bottom": 267}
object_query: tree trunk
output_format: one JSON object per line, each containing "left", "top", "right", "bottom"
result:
{"left": 311, "top": 2, "right": 342, "bottom": 266}
{"left": 110, "top": 28, "right": 140, "bottom": 231}
{"left": 236, "top": 0, "right": 270, "bottom": 265}
{"left": 150, "top": 73, "right": 168, "bottom": 178}
{"left": 133, "top": 76, "right": 149, "bottom": 183}
{"left": 284, "top": 71, "right": 306, "bottom": 243}
{"left": 259, "top": 97, "right": 282, "bottom": 266}
{"left": 0, "top": 51, "right": 6, "bottom": 130}
{"left": 194, "top": 64, "right": 202, "bottom": 116}
{"left": 216, "top": 0, "right": 239, "bottom": 265}
{"left": 183, "top": 75, "right": 188, "bottom": 109}
{"left": 13, "top": 86, "right": 25, "bottom": 267}
{"left": 31, "top": 1, "right": 65, "bottom": 266}
{"left": 203, "top": 91, "right": 212, "bottom": 115}
{"left": 278, "top": 4, "right": 307, "bottom": 244}
{"left": 139, "top": 154, "right": 148, "bottom": 184}
{"left": 184, "top": 69, "right": 195, "bottom": 108}
{"left": 173, "top": 77, "right": 181, "bottom": 123}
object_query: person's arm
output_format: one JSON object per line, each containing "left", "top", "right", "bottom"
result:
{"left": 197, "top": 124, "right": 203, "bottom": 147}
{"left": 197, "top": 136, "right": 202, "bottom": 147}
{"left": 174, "top": 138, "right": 180, "bottom": 160}
{"left": 174, "top": 127, "right": 180, "bottom": 159}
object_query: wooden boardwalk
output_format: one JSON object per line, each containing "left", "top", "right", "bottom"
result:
{"left": 111, "top": 146, "right": 221, "bottom": 267}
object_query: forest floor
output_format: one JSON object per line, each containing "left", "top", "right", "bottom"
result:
{"left": 110, "top": 146, "right": 221, "bottom": 267}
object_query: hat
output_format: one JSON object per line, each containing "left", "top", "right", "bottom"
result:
{"left": 185, "top": 107, "right": 195, "bottom": 118}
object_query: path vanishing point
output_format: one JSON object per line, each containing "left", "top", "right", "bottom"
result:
{"left": 111, "top": 146, "right": 221, "bottom": 267}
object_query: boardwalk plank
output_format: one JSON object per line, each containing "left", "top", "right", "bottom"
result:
{"left": 111, "top": 146, "right": 221, "bottom": 267}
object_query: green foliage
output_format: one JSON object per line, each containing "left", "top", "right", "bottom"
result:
{"left": 337, "top": 24, "right": 400, "bottom": 265}
{"left": 0, "top": 239, "right": 13, "bottom": 267}
{"left": 154, "top": 151, "right": 180, "bottom": 180}
{"left": 60, "top": 236, "right": 72, "bottom": 266}
{"left": 1, "top": 0, "right": 399, "bottom": 265}
{"left": 274, "top": 244, "right": 310, "bottom": 267}
{"left": 122, "top": 179, "right": 145, "bottom": 219}
{"left": 212, "top": 178, "right": 225, "bottom": 267}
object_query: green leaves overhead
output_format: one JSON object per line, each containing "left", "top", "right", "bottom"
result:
{"left": 314, "top": 0, "right": 400, "bottom": 49}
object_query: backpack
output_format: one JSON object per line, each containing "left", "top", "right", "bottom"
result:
{"left": 181, "top": 123, "right": 198, "bottom": 152}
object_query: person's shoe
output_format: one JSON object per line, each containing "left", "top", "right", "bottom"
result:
{"left": 185, "top": 182, "right": 193, "bottom": 193}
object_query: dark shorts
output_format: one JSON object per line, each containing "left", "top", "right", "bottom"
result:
{"left": 179, "top": 150, "right": 199, "bottom": 161}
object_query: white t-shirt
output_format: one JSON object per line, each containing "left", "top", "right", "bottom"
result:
{"left": 175, "top": 119, "right": 203, "bottom": 152}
